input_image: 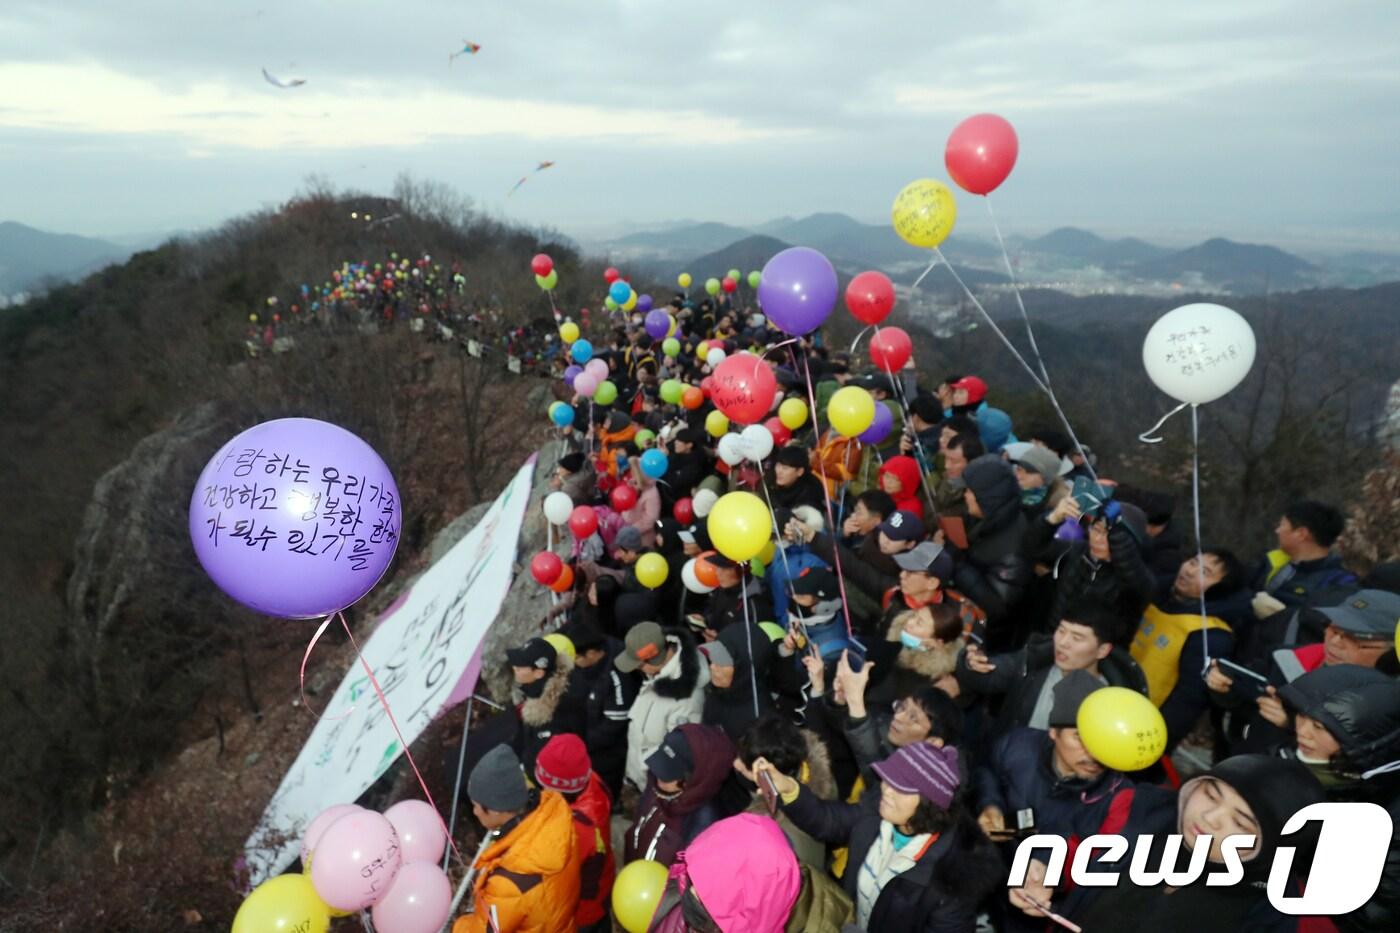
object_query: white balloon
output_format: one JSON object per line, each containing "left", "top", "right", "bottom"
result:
{"left": 717, "top": 433, "right": 746, "bottom": 466}
{"left": 1142, "top": 303, "right": 1256, "bottom": 405}
{"left": 740, "top": 423, "right": 774, "bottom": 462}
{"left": 681, "top": 558, "right": 716, "bottom": 594}
{"left": 543, "top": 491, "right": 574, "bottom": 525}
{"left": 707, "top": 348, "right": 727, "bottom": 367}
{"left": 693, "top": 488, "right": 720, "bottom": 518}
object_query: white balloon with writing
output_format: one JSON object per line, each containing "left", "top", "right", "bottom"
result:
{"left": 1142, "top": 303, "right": 1256, "bottom": 405}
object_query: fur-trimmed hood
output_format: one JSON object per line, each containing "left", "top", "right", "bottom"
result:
{"left": 516, "top": 651, "right": 576, "bottom": 727}
{"left": 650, "top": 629, "right": 706, "bottom": 701}
{"left": 883, "top": 614, "right": 962, "bottom": 682}
{"left": 799, "top": 728, "right": 838, "bottom": 801}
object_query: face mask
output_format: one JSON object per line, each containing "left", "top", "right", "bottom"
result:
{"left": 1021, "top": 486, "right": 1048, "bottom": 506}
{"left": 899, "top": 630, "right": 928, "bottom": 652}
{"left": 520, "top": 677, "right": 548, "bottom": 699}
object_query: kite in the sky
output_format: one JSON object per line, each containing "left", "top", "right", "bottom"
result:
{"left": 262, "top": 67, "right": 307, "bottom": 88}
{"left": 449, "top": 41, "right": 482, "bottom": 65}
{"left": 507, "top": 161, "right": 555, "bottom": 197}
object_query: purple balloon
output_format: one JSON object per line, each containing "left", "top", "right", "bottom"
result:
{"left": 564, "top": 364, "right": 583, "bottom": 385}
{"left": 644, "top": 308, "right": 671, "bottom": 340}
{"left": 1055, "top": 520, "right": 1087, "bottom": 543}
{"left": 637, "top": 293, "right": 654, "bottom": 313}
{"left": 858, "top": 401, "right": 894, "bottom": 444}
{"left": 189, "top": 418, "right": 400, "bottom": 619}
{"left": 757, "top": 246, "right": 839, "bottom": 336}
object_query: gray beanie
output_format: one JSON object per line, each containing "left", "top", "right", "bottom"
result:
{"left": 469, "top": 744, "right": 529, "bottom": 813}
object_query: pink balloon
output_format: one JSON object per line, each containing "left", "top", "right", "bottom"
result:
{"left": 585, "top": 358, "right": 609, "bottom": 380}
{"left": 573, "top": 372, "right": 599, "bottom": 397}
{"left": 383, "top": 800, "right": 447, "bottom": 865}
{"left": 371, "top": 861, "right": 452, "bottom": 933}
{"left": 301, "top": 804, "right": 362, "bottom": 866}
{"left": 310, "top": 810, "right": 403, "bottom": 911}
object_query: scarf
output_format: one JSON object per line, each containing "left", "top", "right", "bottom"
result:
{"left": 855, "top": 822, "right": 931, "bottom": 927}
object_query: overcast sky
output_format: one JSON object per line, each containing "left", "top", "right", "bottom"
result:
{"left": 3, "top": 0, "right": 1398, "bottom": 251}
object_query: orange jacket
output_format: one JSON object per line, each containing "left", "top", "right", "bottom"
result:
{"left": 569, "top": 772, "right": 616, "bottom": 927}
{"left": 597, "top": 423, "right": 639, "bottom": 478}
{"left": 452, "top": 791, "right": 581, "bottom": 933}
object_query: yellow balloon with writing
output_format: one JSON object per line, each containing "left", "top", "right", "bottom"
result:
{"left": 827, "top": 386, "right": 876, "bottom": 438}
{"left": 779, "top": 397, "right": 809, "bottom": 430}
{"left": 892, "top": 178, "right": 958, "bottom": 249}
{"left": 636, "top": 552, "right": 669, "bottom": 589}
{"left": 232, "top": 873, "right": 330, "bottom": 933}
{"left": 707, "top": 491, "right": 772, "bottom": 562}
{"left": 1076, "top": 686, "right": 1167, "bottom": 772}
{"left": 612, "top": 859, "right": 670, "bottom": 933}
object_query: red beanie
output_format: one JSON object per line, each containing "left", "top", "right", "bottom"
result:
{"left": 534, "top": 734, "right": 591, "bottom": 794}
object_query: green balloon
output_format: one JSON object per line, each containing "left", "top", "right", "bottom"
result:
{"left": 748, "top": 271, "right": 762, "bottom": 288}
{"left": 705, "top": 278, "right": 721, "bottom": 296}
{"left": 605, "top": 296, "right": 619, "bottom": 311}
{"left": 594, "top": 380, "right": 618, "bottom": 405}
{"left": 662, "top": 337, "right": 681, "bottom": 358}
{"left": 660, "top": 379, "right": 684, "bottom": 404}
{"left": 727, "top": 268, "right": 741, "bottom": 283}
{"left": 634, "top": 428, "right": 656, "bottom": 448}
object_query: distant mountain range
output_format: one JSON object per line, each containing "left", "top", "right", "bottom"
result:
{"left": 599, "top": 215, "right": 1397, "bottom": 296}
{"left": 0, "top": 222, "right": 134, "bottom": 296}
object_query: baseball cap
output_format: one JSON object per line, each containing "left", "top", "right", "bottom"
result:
{"left": 614, "top": 525, "right": 644, "bottom": 552}
{"left": 615, "top": 621, "right": 667, "bottom": 673}
{"left": 792, "top": 567, "right": 840, "bottom": 600}
{"left": 856, "top": 373, "right": 898, "bottom": 395}
{"left": 950, "top": 375, "right": 987, "bottom": 404}
{"left": 1003, "top": 441, "right": 1069, "bottom": 481}
{"left": 646, "top": 728, "right": 695, "bottom": 783}
{"left": 877, "top": 509, "right": 925, "bottom": 543}
{"left": 506, "top": 637, "right": 556, "bottom": 672}
{"left": 871, "top": 743, "right": 961, "bottom": 810}
{"left": 1318, "top": 590, "right": 1400, "bottom": 640}
{"left": 893, "top": 541, "right": 954, "bottom": 580}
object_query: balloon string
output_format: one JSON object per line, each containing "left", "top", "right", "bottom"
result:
{"left": 758, "top": 337, "right": 800, "bottom": 363}
{"left": 739, "top": 574, "right": 760, "bottom": 718}
{"left": 444, "top": 696, "right": 475, "bottom": 872}
{"left": 796, "top": 350, "right": 855, "bottom": 637}
{"left": 927, "top": 246, "right": 1102, "bottom": 486}
{"left": 758, "top": 476, "right": 809, "bottom": 645}
{"left": 871, "top": 324, "right": 938, "bottom": 511}
{"left": 910, "top": 255, "right": 941, "bottom": 291}
{"left": 1138, "top": 402, "right": 1190, "bottom": 444}
{"left": 299, "top": 613, "right": 356, "bottom": 721}
{"left": 848, "top": 326, "right": 872, "bottom": 356}
{"left": 985, "top": 197, "right": 1053, "bottom": 391}
{"left": 337, "top": 612, "right": 463, "bottom": 863}
{"left": 1190, "top": 405, "right": 1211, "bottom": 677}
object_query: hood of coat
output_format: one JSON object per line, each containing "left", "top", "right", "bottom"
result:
{"left": 800, "top": 728, "right": 839, "bottom": 800}
{"left": 478, "top": 789, "right": 576, "bottom": 879}
{"left": 877, "top": 455, "right": 921, "bottom": 499}
{"left": 647, "top": 723, "right": 737, "bottom": 816}
{"left": 650, "top": 630, "right": 709, "bottom": 701}
{"left": 681, "top": 814, "right": 801, "bottom": 933}
{"left": 963, "top": 454, "right": 1023, "bottom": 539}
{"left": 1279, "top": 664, "right": 1400, "bottom": 775}
{"left": 712, "top": 622, "right": 774, "bottom": 698}
{"left": 517, "top": 652, "right": 575, "bottom": 727}
{"left": 884, "top": 613, "right": 963, "bottom": 681}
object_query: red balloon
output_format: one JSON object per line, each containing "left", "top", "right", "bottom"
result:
{"left": 764, "top": 416, "right": 792, "bottom": 448}
{"left": 610, "top": 483, "right": 638, "bottom": 511}
{"left": 869, "top": 326, "right": 913, "bottom": 371}
{"left": 721, "top": 277, "right": 737, "bottom": 294}
{"left": 710, "top": 353, "right": 777, "bottom": 425}
{"left": 530, "top": 551, "right": 563, "bottom": 586}
{"left": 673, "top": 497, "right": 694, "bottom": 525}
{"left": 846, "top": 271, "right": 896, "bottom": 325}
{"left": 568, "top": 505, "right": 599, "bottom": 539}
{"left": 531, "top": 253, "right": 553, "bottom": 277}
{"left": 549, "top": 564, "right": 575, "bottom": 593}
{"left": 681, "top": 386, "right": 705, "bottom": 410}
{"left": 603, "top": 267, "right": 621, "bottom": 283}
{"left": 945, "top": 113, "right": 1019, "bottom": 196}
{"left": 699, "top": 376, "right": 715, "bottom": 399}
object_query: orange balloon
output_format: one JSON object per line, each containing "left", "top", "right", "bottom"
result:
{"left": 695, "top": 551, "right": 720, "bottom": 588}
{"left": 681, "top": 386, "right": 705, "bottom": 410}
{"left": 549, "top": 564, "right": 575, "bottom": 593}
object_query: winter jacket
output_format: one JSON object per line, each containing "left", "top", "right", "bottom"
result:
{"left": 663, "top": 449, "right": 709, "bottom": 505}
{"left": 703, "top": 622, "right": 778, "bottom": 742}
{"left": 622, "top": 482, "right": 662, "bottom": 548}
{"left": 566, "top": 772, "right": 615, "bottom": 928}
{"left": 876, "top": 455, "right": 925, "bottom": 518}
{"left": 625, "top": 723, "right": 737, "bottom": 866}
{"left": 766, "top": 542, "right": 830, "bottom": 624}
{"left": 576, "top": 637, "right": 638, "bottom": 798}
{"left": 781, "top": 787, "right": 1002, "bottom": 933}
{"left": 558, "top": 460, "right": 597, "bottom": 507}
{"left": 956, "top": 632, "right": 1149, "bottom": 745}
{"left": 768, "top": 470, "right": 828, "bottom": 513}
{"left": 783, "top": 862, "right": 856, "bottom": 933}
{"left": 741, "top": 729, "right": 840, "bottom": 871}
{"left": 1255, "top": 549, "right": 1358, "bottom": 611}
{"left": 625, "top": 631, "right": 711, "bottom": 789}
{"left": 452, "top": 791, "right": 581, "bottom": 933}
{"left": 865, "top": 611, "right": 963, "bottom": 706}
{"left": 704, "top": 576, "right": 775, "bottom": 632}
{"left": 1045, "top": 509, "right": 1157, "bottom": 628}
{"left": 512, "top": 653, "right": 582, "bottom": 778}
{"left": 953, "top": 456, "right": 1031, "bottom": 625}
{"left": 972, "top": 727, "right": 1127, "bottom": 837}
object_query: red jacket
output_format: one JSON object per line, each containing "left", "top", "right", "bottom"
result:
{"left": 568, "top": 772, "right": 615, "bottom": 927}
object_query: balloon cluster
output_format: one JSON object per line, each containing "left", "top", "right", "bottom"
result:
{"left": 233, "top": 801, "right": 451, "bottom": 933}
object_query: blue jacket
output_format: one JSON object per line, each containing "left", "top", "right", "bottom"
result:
{"left": 765, "top": 542, "right": 829, "bottom": 623}
{"left": 972, "top": 727, "right": 1127, "bottom": 838}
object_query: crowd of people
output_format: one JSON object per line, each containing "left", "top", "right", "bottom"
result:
{"left": 449, "top": 287, "right": 1399, "bottom": 933}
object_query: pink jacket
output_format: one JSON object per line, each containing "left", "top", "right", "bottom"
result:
{"left": 649, "top": 814, "right": 800, "bottom": 933}
{"left": 623, "top": 483, "right": 661, "bottom": 548}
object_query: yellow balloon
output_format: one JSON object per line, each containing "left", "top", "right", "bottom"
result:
{"left": 696, "top": 342, "right": 710, "bottom": 361}
{"left": 892, "top": 178, "right": 958, "bottom": 249}
{"left": 613, "top": 859, "right": 669, "bottom": 933}
{"left": 623, "top": 292, "right": 638, "bottom": 312}
{"left": 758, "top": 538, "right": 777, "bottom": 565}
{"left": 1076, "top": 686, "right": 1167, "bottom": 772}
{"left": 678, "top": 272, "right": 693, "bottom": 289}
{"left": 778, "top": 397, "right": 809, "bottom": 430}
{"left": 232, "top": 874, "right": 331, "bottom": 933}
{"left": 705, "top": 410, "right": 730, "bottom": 437}
{"left": 707, "top": 491, "right": 772, "bottom": 562}
{"left": 559, "top": 321, "right": 580, "bottom": 343}
{"left": 249, "top": 313, "right": 259, "bottom": 323}
{"left": 828, "top": 386, "right": 876, "bottom": 438}
{"left": 635, "top": 552, "right": 669, "bottom": 589}
{"left": 544, "top": 632, "right": 576, "bottom": 661}
{"left": 667, "top": 316, "right": 678, "bottom": 337}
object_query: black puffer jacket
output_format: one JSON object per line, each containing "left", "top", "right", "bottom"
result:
{"left": 1045, "top": 502, "right": 1157, "bottom": 628}
{"left": 702, "top": 622, "right": 777, "bottom": 742}
{"left": 954, "top": 456, "right": 1031, "bottom": 625}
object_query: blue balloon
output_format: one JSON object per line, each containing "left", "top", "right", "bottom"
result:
{"left": 640, "top": 448, "right": 669, "bottom": 479}
{"left": 550, "top": 403, "right": 575, "bottom": 427}
{"left": 571, "top": 339, "right": 593, "bottom": 363}
{"left": 609, "top": 280, "right": 632, "bottom": 304}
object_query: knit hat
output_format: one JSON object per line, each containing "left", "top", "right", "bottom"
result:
{"left": 615, "top": 621, "right": 667, "bottom": 673}
{"left": 1049, "top": 670, "right": 1104, "bottom": 728}
{"left": 614, "top": 525, "right": 644, "bottom": 552}
{"left": 534, "top": 734, "right": 592, "bottom": 795}
{"left": 871, "top": 743, "right": 961, "bottom": 810}
{"left": 469, "top": 744, "right": 529, "bottom": 813}
{"left": 877, "top": 509, "right": 925, "bottom": 543}
{"left": 557, "top": 452, "right": 586, "bottom": 474}
{"left": 1003, "top": 442, "right": 1065, "bottom": 483}
{"left": 699, "top": 641, "right": 734, "bottom": 668}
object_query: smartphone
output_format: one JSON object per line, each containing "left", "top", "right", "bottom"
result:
{"left": 967, "top": 619, "right": 988, "bottom": 647}
{"left": 1070, "top": 476, "right": 1111, "bottom": 516}
{"left": 757, "top": 769, "right": 779, "bottom": 815}
{"left": 845, "top": 637, "right": 868, "bottom": 673}
{"left": 1213, "top": 657, "right": 1269, "bottom": 696}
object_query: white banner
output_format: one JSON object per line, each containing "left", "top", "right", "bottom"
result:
{"left": 244, "top": 455, "right": 537, "bottom": 882}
